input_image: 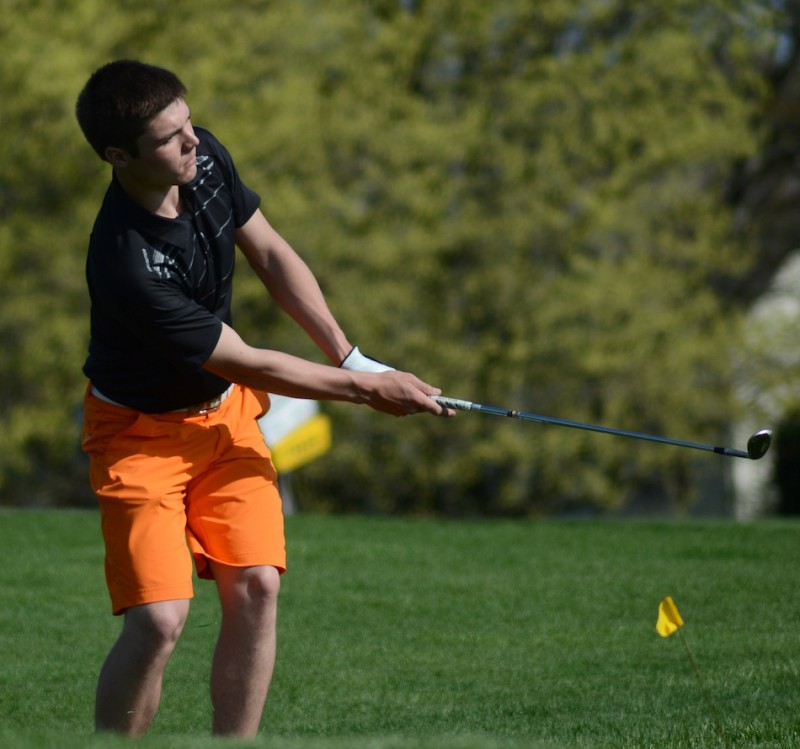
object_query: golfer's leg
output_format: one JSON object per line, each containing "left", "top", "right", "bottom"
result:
{"left": 209, "top": 563, "right": 280, "bottom": 737}
{"left": 95, "top": 599, "right": 190, "bottom": 735}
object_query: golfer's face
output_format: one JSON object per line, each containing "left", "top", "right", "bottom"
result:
{"left": 133, "top": 98, "right": 199, "bottom": 187}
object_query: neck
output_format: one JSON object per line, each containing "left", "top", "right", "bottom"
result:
{"left": 114, "top": 170, "right": 183, "bottom": 218}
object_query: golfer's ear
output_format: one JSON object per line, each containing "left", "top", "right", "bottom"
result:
{"left": 105, "top": 146, "right": 129, "bottom": 167}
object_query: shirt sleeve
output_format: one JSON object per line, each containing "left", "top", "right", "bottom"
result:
{"left": 195, "top": 127, "right": 261, "bottom": 228}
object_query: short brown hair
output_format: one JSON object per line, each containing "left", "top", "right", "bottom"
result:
{"left": 76, "top": 60, "right": 188, "bottom": 161}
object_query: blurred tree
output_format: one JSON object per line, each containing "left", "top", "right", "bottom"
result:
{"left": 724, "top": 0, "right": 800, "bottom": 301}
{"left": 0, "top": 0, "right": 789, "bottom": 513}
{"left": 290, "top": 0, "right": 781, "bottom": 514}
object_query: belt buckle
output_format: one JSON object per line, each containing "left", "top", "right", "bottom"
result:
{"left": 191, "top": 395, "right": 222, "bottom": 415}
{"left": 194, "top": 400, "right": 219, "bottom": 415}
{"left": 187, "top": 385, "right": 231, "bottom": 415}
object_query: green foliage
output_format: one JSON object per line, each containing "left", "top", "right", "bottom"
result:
{"left": 0, "top": 1, "right": 785, "bottom": 510}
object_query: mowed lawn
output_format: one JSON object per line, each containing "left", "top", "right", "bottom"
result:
{"left": 0, "top": 509, "right": 798, "bottom": 749}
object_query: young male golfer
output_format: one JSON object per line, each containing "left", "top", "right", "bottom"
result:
{"left": 76, "top": 59, "right": 450, "bottom": 738}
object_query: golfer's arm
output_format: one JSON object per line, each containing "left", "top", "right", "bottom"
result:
{"left": 204, "top": 323, "right": 366, "bottom": 402}
{"left": 235, "top": 210, "right": 351, "bottom": 365}
{"left": 203, "top": 324, "right": 450, "bottom": 418}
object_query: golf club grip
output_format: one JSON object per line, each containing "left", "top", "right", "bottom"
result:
{"left": 431, "top": 395, "right": 476, "bottom": 411}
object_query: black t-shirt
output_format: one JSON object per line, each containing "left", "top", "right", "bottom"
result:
{"left": 84, "top": 128, "right": 261, "bottom": 412}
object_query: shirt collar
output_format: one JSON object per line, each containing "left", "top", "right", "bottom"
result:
{"left": 110, "top": 174, "right": 195, "bottom": 250}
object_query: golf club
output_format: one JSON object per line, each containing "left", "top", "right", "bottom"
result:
{"left": 432, "top": 395, "right": 772, "bottom": 460}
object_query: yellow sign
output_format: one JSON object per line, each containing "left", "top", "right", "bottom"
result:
{"left": 269, "top": 413, "right": 332, "bottom": 473}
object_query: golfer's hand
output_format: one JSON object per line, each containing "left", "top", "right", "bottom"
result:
{"left": 361, "top": 371, "right": 454, "bottom": 418}
{"left": 340, "top": 346, "right": 453, "bottom": 417}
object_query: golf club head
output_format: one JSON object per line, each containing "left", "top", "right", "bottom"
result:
{"left": 747, "top": 429, "right": 772, "bottom": 460}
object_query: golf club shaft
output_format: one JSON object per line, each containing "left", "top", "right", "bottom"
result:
{"left": 433, "top": 395, "right": 751, "bottom": 459}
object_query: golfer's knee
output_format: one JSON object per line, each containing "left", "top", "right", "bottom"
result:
{"left": 225, "top": 567, "right": 280, "bottom": 624}
{"left": 213, "top": 563, "right": 280, "bottom": 623}
{"left": 124, "top": 599, "right": 189, "bottom": 654}
{"left": 243, "top": 566, "right": 280, "bottom": 607}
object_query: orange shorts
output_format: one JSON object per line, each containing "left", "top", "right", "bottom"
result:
{"left": 82, "top": 383, "right": 286, "bottom": 615}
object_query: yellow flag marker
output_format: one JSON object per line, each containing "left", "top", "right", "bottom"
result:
{"left": 656, "top": 595, "right": 684, "bottom": 637}
{"left": 656, "top": 596, "right": 730, "bottom": 749}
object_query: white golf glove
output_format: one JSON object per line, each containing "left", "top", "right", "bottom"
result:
{"left": 339, "top": 346, "right": 395, "bottom": 373}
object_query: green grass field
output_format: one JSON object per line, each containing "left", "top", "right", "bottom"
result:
{"left": 0, "top": 510, "right": 798, "bottom": 749}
